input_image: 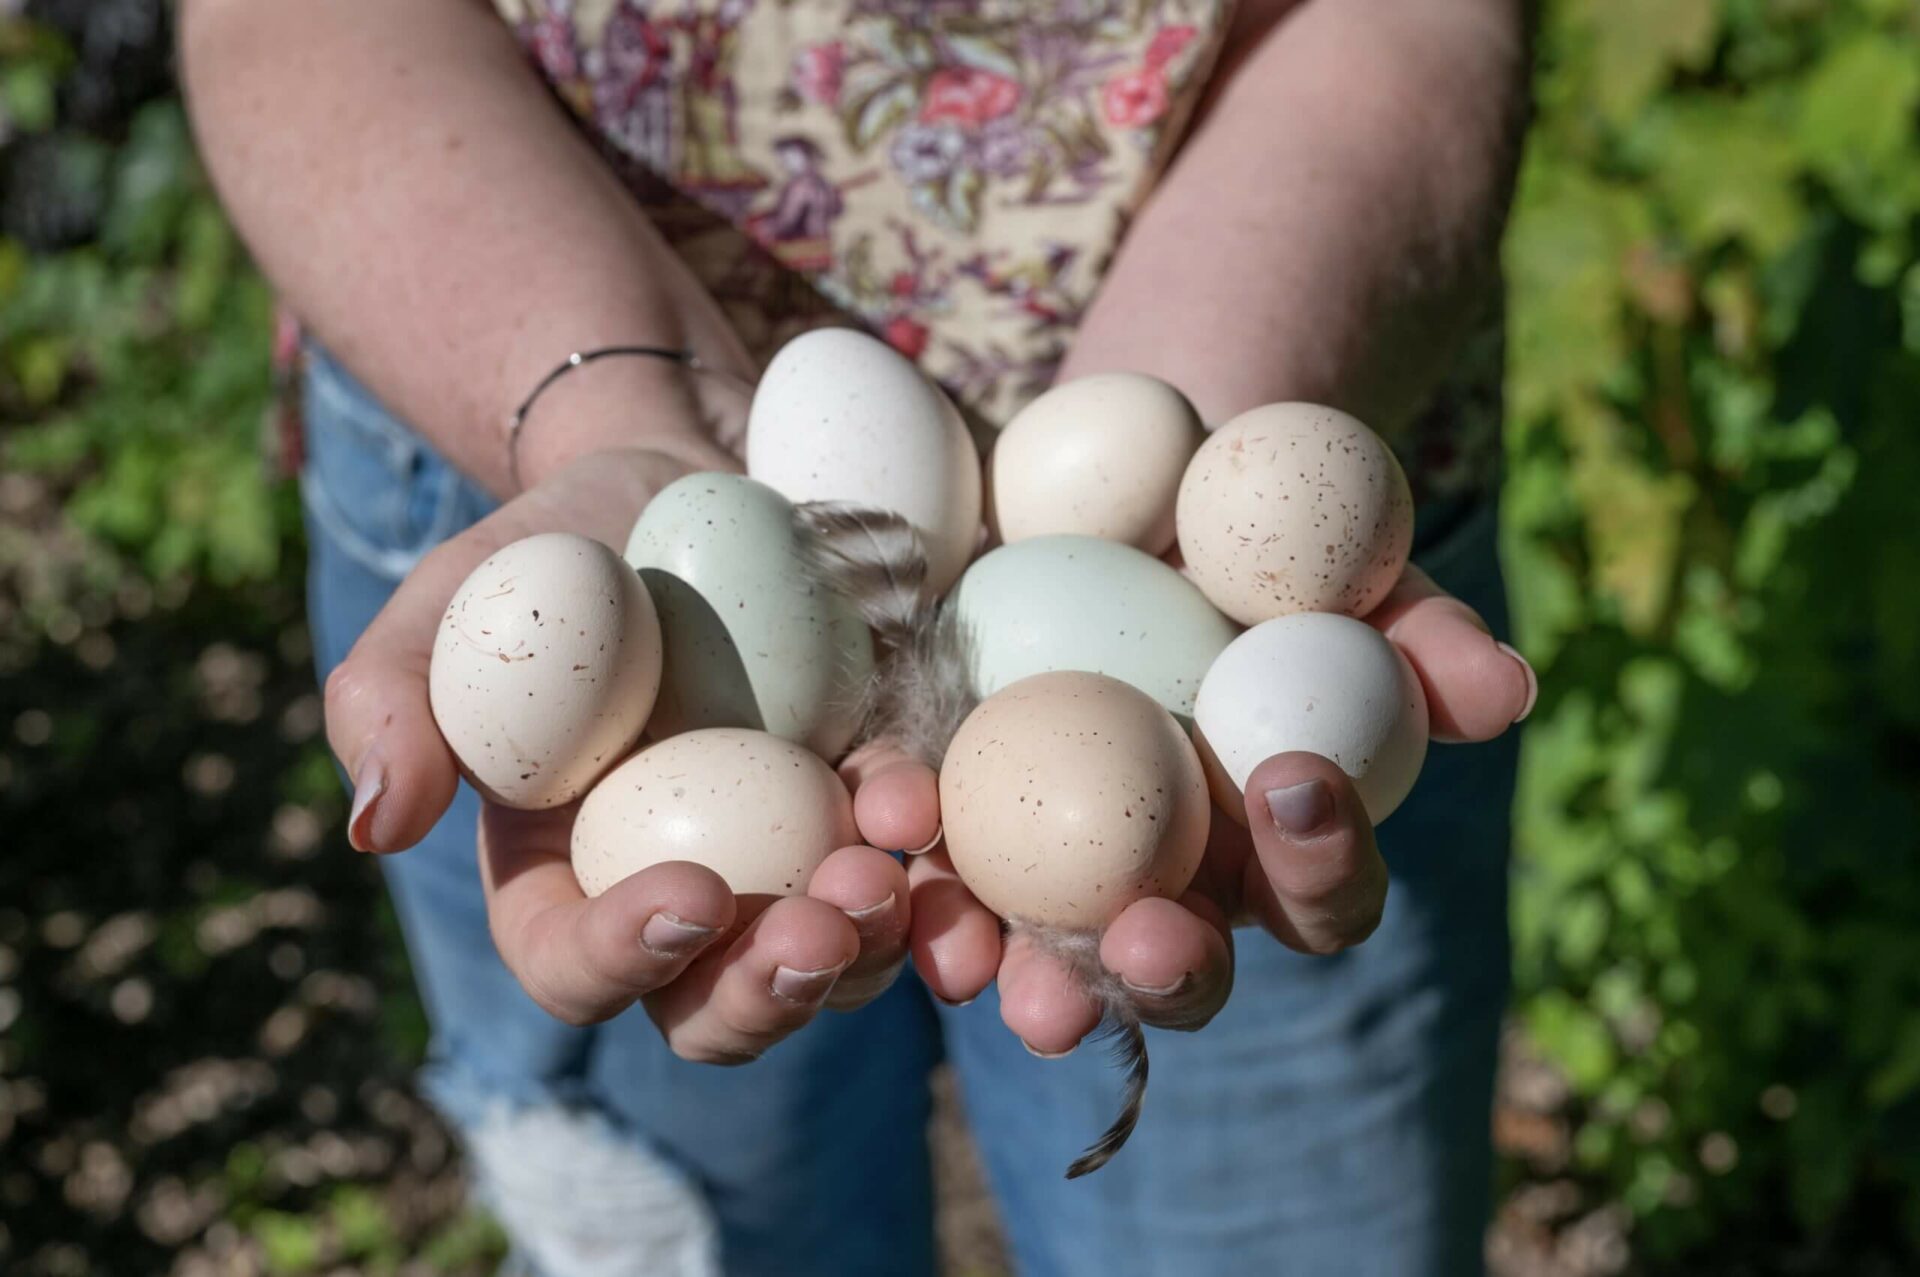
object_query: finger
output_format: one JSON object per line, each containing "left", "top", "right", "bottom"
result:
{"left": 808, "top": 845, "right": 912, "bottom": 1011}
{"left": 1366, "top": 565, "right": 1536, "bottom": 743}
{"left": 840, "top": 744, "right": 941, "bottom": 854}
{"left": 1098, "top": 893, "right": 1234, "bottom": 1031}
{"left": 1240, "top": 753, "right": 1389, "bottom": 956}
{"left": 996, "top": 930, "right": 1103, "bottom": 1057}
{"left": 906, "top": 849, "right": 1003, "bottom": 1005}
{"left": 479, "top": 804, "right": 735, "bottom": 1025}
{"left": 648, "top": 895, "right": 861, "bottom": 1064}
{"left": 325, "top": 536, "right": 485, "bottom": 852}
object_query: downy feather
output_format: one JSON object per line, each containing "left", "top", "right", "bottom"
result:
{"left": 791, "top": 501, "right": 978, "bottom": 767}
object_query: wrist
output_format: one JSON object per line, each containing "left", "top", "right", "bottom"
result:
{"left": 509, "top": 351, "right": 743, "bottom": 491}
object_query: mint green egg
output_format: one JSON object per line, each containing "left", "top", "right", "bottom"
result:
{"left": 949, "top": 535, "right": 1239, "bottom": 720}
{"left": 624, "top": 474, "right": 873, "bottom": 758}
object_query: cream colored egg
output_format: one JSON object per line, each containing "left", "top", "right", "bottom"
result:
{"left": 624, "top": 473, "right": 873, "bottom": 758}
{"left": 940, "top": 672, "right": 1210, "bottom": 931}
{"left": 1176, "top": 403, "right": 1413, "bottom": 625}
{"left": 429, "top": 533, "right": 662, "bottom": 809}
{"left": 989, "top": 373, "right": 1204, "bottom": 554}
{"left": 1193, "top": 613, "right": 1428, "bottom": 825}
{"left": 571, "top": 728, "right": 857, "bottom": 900}
{"left": 746, "top": 328, "right": 982, "bottom": 592}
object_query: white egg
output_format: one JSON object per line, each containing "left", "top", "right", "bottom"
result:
{"left": 624, "top": 473, "right": 872, "bottom": 758}
{"left": 1193, "top": 613, "right": 1428, "bottom": 824}
{"left": 989, "top": 373, "right": 1204, "bottom": 555}
{"left": 940, "top": 672, "right": 1210, "bottom": 931}
{"left": 429, "top": 533, "right": 662, "bottom": 809}
{"left": 571, "top": 728, "right": 857, "bottom": 900}
{"left": 1176, "top": 403, "right": 1413, "bottom": 625}
{"left": 949, "top": 535, "right": 1237, "bottom": 720}
{"left": 746, "top": 328, "right": 982, "bottom": 592}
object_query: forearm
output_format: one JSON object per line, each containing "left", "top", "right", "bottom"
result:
{"left": 180, "top": 0, "right": 744, "bottom": 494}
{"left": 1061, "top": 0, "right": 1529, "bottom": 430}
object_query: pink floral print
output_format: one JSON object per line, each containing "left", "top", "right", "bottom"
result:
{"left": 488, "top": 0, "right": 1502, "bottom": 503}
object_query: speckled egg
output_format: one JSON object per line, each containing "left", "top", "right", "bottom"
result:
{"left": 624, "top": 473, "right": 872, "bottom": 758}
{"left": 988, "top": 373, "right": 1204, "bottom": 555}
{"left": 746, "top": 328, "right": 982, "bottom": 592}
{"left": 949, "top": 535, "right": 1238, "bottom": 721}
{"left": 940, "top": 672, "right": 1210, "bottom": 931}
{"left": 429, "top": 532, "right": 662, "bottom": 809}
{"left": 1176, "top": 403, "right": 1413, "bottom": 624}
{"left": 1193, "top": 613, "right": 1428, "bottom": 825}
{"left": 571, "top": 728, "right": 858, "bottom": 900}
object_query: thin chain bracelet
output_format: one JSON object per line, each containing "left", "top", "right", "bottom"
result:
{"left": 506, "top": 345, "right": 743, "bottom": 492}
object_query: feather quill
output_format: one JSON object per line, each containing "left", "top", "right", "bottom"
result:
{"left": 793, "top": 500, "right": 1151, "bottom": 1177}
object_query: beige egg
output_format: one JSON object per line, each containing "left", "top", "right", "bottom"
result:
{"left": 1176, "top": 403, "right": 1413, "bottom": 625}
{"left": 989, "top": 373, "right": 1204, "bottom": 555}
{"left": 571, "top": 728, "right": 857, "bottom": 901}
{"left": 429, "top": 533, "right": 661, "bottom": 809}
{"left": 939, "top": 672, "right": 1210, "bottom": 931}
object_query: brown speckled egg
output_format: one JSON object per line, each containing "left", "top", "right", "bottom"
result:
{"left": 571, "top": 728, "right": 856, "bottom": 901}
{"left": 939, "top": 671, "right": 1210, "bottom": 931}
{"left": 429, "top": 533, "right": 662, "bottom": 809}
{"left": 1175, "top": 403, "right": 1412, "bottom": 625}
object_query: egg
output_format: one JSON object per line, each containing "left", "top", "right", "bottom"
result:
{"left": 624, "top": 473, "right": 872, "bottom": 757}
{"left": 948, "top": 535, "right": 1238, "bottom": 720}
{"left": 1193, "top": 613, "right": 1428, "bottom": 825}
{"left": 1176, "top": 403, "right": 1413, "bottom": 625}
{"left": 746, "top": 328, "right": 982, "bottom": 592}
{"left": 940, "top": 672, "right": 1210, "bottom": 931}
{"left": 572, "top": 728, "right": 858, "bottom": 901}
{"left": 429, "top": 532, "right": 662, "bottom": 809}
{"left": 988, "top": 373, "right": 1204, "bottom": 555}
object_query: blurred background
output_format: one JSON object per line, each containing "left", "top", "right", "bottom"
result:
{"left": 3, "top": 1, "right": 1918, "bottom": 1274}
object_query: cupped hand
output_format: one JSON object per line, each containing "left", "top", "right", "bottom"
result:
{"left": 893, "top": 564, "right": 1537, "bottom": 1054}
{"left": 323, "top": 445, "right": 920, "bottom": 1061}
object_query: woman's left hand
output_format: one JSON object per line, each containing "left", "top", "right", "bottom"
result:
{"left": 866, "top": 565, "right": 1536, "bottom": 1054}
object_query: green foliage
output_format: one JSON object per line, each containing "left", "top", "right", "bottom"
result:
{"left": 1, "top": 73, "right": 296, "bottom": 601}
{"left": 1506, "top": 0, "right": 1920, "bottom": 1258}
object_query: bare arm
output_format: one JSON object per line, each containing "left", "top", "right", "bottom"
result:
{"left": 182, "top": 0, "right": 913, "bottom": 1055}
{"left": 179, "top": 0, "right": 745, "bottom": 493}
{"left": 913, "top": 0, "right": 1537, "bottom": 1045}
{"left": 1061, "top": 0, "right": 1530, "bottom": 430}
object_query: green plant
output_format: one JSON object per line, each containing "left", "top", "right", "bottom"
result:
{"left": 1505, "top": 0, "right": 1920, "bottom": 1260}
{"left": 2, "top": 64, "right": 295, "bottom": 606}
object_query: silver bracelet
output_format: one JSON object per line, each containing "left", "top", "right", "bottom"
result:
{"left": 506, "top": 345, "right": 711, "bottom": 491}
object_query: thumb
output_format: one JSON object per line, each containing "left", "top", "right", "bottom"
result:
{"left": 324, "top": 536, "right": 475, "bottom": 852}
{"left": 1239, "top": 752, "right": 1389, "bottom": 955}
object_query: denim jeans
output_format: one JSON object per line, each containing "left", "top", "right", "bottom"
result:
{"left": 301, "top": 347, "right": 1517, "bottom": 1277}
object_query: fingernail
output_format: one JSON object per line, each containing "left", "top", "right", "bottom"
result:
{"left": 1023, "top": 1040, "right": 1076, "bottom": 1060}
{"left": 347, "top": 756, "right": 388, "bottom": 853}
{"left": 1266, "top": 779, "right": 1333, "bottom": 836}
{"left": 1122, "top": 973, "right": 1192, "bottom": 1000}
{"left": 1497, "top": 642, "right": 1538, "bottom": 723}
{"left": 893, "top": 824, "right": 944, "bottom": 856}
{"left": 640, "top": 912, "right": 719, "bottom": 959}
{"left": 932, "top": 992, "right": 976, "bottom": 1009}
{"left": 841, "top": 893, "right": 897, "bottom": 942}
{"left": 844, "top": 893, "right": 896, "bottom": 924}
{"left": 771, "top": 961, "right": 849, "bottom": 1006}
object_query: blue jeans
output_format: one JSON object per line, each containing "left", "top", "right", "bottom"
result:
{"left": 302, "top": 347, "right": 1517, "bottom": 1277}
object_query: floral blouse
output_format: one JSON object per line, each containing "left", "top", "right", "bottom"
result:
{"left": 482, "top": 0, "right": 1500, "bottom": 505}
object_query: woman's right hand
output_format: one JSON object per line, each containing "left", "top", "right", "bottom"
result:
{"left": 323, "top": 446, "right": 916, "bottom": 1061}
